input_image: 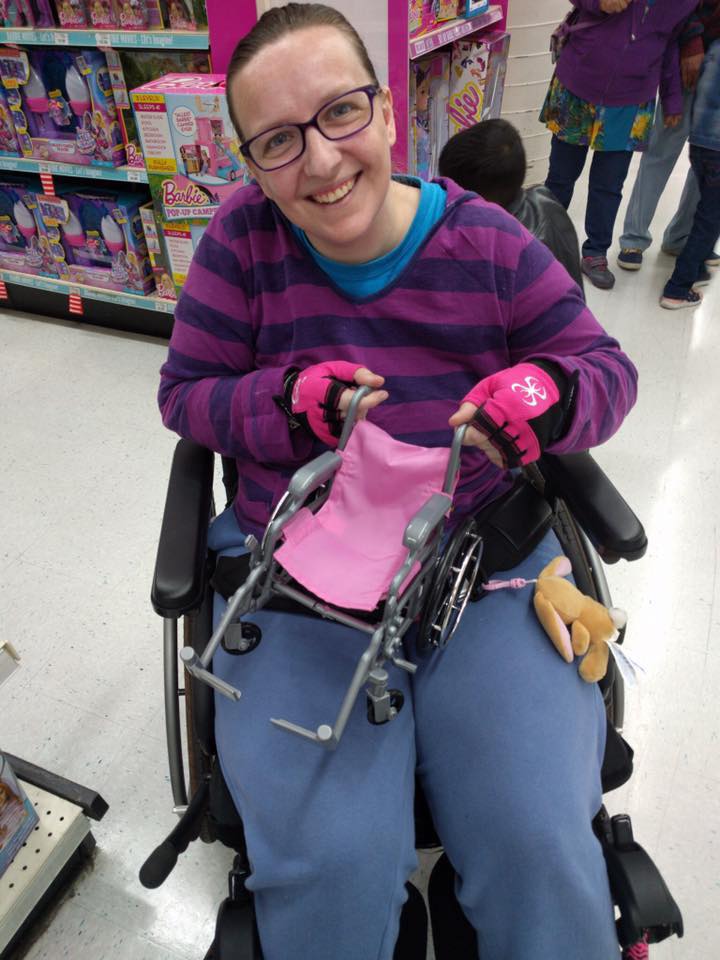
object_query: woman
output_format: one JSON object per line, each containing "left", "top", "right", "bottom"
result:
{"left": 159, "top": 5, "right": 638, "bottom": 958}
{"left": 541, "top": 0, "right": 699, "bottom": 290}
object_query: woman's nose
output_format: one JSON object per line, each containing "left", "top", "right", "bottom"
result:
{"left": 302, "top": 125, "right": 343, "bottom": 177}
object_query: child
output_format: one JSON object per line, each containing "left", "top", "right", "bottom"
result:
{"left": 661, "top": 37, "right": 720, "bottom": 308}
{"left": 439, "top": 118, "right": 585, "bottom": 293}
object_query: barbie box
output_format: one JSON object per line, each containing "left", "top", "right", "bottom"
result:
{"left": 0, "top": 755, "right": 38, "bottom": 878}
{"left": 130, "top": 74, "right": 251, "bottom": 220}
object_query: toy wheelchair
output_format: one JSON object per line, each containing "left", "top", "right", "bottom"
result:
{"left": 180, "top": 387, "right": 484, "bottom": 748}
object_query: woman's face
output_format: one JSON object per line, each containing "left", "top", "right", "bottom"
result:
{"left": 229, "top": 26, "right": 397, "bottom": 262}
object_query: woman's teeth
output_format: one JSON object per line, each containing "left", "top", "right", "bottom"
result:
{"left": 312, "top": 176, "right": 357, "bottom": 204}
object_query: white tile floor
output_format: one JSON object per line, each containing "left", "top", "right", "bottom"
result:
{"left": 1, "top": 152, "right": 718, "bottom": 959}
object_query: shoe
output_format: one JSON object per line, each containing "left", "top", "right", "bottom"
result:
{"left": 662, "top": 245, "right": 720, "bottom": 267}
{"left": 622, "top": 933, "right": 649, "bottom": 959}
{"left": 581, "top": 256, "right": 615, "bottom": 289}
{"left": 693, "top": 267, "right": 712, "bottom": 288}
{"left": 660, "top": 289, "right": 703, "bottom": 309}
{"left": 617, "top": 248, "right": 643, "bottom": 270}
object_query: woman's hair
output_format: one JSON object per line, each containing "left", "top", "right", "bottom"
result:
{"left": 226, "top": 3, "right": 379, "bottom": 139}
{"left": 438, "top": 119, "right": 526, "bottom": 210}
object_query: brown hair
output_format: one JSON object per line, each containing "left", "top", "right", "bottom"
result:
{"left": 225, "top": 3, "right": 379, "bottom": 139}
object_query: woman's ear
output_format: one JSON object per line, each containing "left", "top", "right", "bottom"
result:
{"left": 380, "top": 85, "right": 396, "bottom": 146}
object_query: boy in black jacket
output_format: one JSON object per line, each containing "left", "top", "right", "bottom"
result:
{"left": 439, "top": 119, "right": 586, "bottom": 297}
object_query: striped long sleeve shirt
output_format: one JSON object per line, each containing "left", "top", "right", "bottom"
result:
{"left": 159, "top": 178, "right": 638, "bottom": 537}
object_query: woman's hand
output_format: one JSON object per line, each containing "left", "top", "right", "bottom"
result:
{"left": 681, "top": 52, "right": 704, "bottom": 91}
{"left": 664, "top": 114, "right": 682, "bottom": 128}
{"left": 599, "top": 0, "right": 631, "bottom": 13}
{"left": 289, "top": 361, "right": 388, "bottom": 445}
{"left": 449, "top": 363, "right": 565, "bottom": 468}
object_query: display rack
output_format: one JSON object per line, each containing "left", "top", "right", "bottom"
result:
{"left": 409, "top": 5, "right": 503, "bottom": 59}
{"left": 0, "top": 157, "right": 148, "bottom": 183}
{"left": 0, "top": 755, "right": 108, "bottom": 958}
{"left": 0, "top": 28, "right": 209, "bottom": 49}
{"left": 0, "top": 22, "right": 215, "bottom": 331}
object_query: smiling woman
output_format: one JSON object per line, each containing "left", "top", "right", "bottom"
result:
{"left": 156, "top": 5, "right": 641, "bottom": 960}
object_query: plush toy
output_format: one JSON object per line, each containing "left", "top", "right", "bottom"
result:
{"left": 532, "top": 556, "right": 627, "bottom": 682}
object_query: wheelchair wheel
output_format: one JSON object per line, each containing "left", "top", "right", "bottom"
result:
{"left": 553, "top": 497, "right": 623, "bottom": 731}
{"left": 416, "top": 519, "right": 483, "bottom": 656}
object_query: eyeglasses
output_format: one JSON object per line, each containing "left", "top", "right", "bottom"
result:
{"left": 239, "top": 84, "right": 380, "bottom": 172}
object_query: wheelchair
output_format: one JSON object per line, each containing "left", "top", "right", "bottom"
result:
{"left": 140, "top": 400, "right": 684, "bottom": 959}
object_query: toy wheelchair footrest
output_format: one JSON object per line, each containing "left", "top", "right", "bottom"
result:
{"left": 597, "top": 810, "right": 684, "bottom": 946}
{"left": 152, "top": 439, "right": 215, "bottom": 618}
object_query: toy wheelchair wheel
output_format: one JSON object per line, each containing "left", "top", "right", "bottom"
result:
{"left": 416, "top": 518, "right": 483, "bottom": 655}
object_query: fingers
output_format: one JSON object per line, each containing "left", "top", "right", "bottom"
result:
{"left": 448, "top": 401, "right": 477, "bottom": 427}
{"left": 353, "top": 366, "right": 385, "bottom": 387}
{"left": 338, "top": 385, "right": 389, "bottom": 415}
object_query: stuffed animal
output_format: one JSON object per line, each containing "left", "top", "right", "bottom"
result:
{"left": 532, "top": 556, "right": 627, "bottom": 682}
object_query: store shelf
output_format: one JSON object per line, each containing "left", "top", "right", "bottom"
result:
{"left": 409, "top": 4, "right": 503, "bottom": 59}
{"left": 0, "top": 27, "right": 209, "bottom": 49}
{"left": 0, "top": 269, "right": 175, "bottom": 313}
{"left": 0, "top": 156, "right": 148, "bottom": 183}
{"left": 0, "top": 781, "right": 92, "bottom": 954}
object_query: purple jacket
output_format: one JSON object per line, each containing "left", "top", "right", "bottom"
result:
{"left": 556, "top": 0, "right": 700, "bottom": 116}
{"left": 159, "top": 179, "right": 638, "bottom": 537}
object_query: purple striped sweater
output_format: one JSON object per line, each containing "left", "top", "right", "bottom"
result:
{"left": 159, "top": 177, "right": 638, "bottom": 537}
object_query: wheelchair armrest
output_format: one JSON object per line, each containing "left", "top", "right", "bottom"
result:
{"left": 151, "top": 439, "right": 215, "bottom": 619}
{"left": 404, "top": 493, "right": 452, "bottom": 550}
{"left": 536, "top": 451, "right": 648, "bottom": 563}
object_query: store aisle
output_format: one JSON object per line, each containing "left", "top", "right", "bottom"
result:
{"left": 1, "top": 154, "right": 718, "bottom": 959}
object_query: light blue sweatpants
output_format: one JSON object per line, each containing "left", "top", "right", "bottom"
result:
{"left": 619, "top": 90, "right": 704, "bottom": 254}
{"left": 209, "top": 507, "right": 619, "bottom": 960}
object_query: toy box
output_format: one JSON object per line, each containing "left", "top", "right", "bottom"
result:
{"left": 409, "top": 0, "right": 434, "bottom": 38}
{"left": 55, "top": 0, "right": 90, "bottom": 28}
{"left": 35, "top": 186, "right": 155, "bottom": 294}
{"left": 0, "top": 755, "right": 39, "bottom": 880}
{"left": 410, "top": 52, "right": 449, "bottom": 179}
{"left": 0, "top": 47, "right": 126, "bottom": 167}
{"left": 131, "top": 74, "right": 251, "bottom": 221}
{"left": 447, "top": 31, "right": 509, "bottom": 135}
{"left": 0, "top": 0, "right": 55, "bottom": 27}
{"left": 140, "top": 200, "right": 206, "bottom": 297}
{"left": 105, "top": 49, "right": 210, "bottom": 168}
{"left": 166, "top": 0, "right": 207, "bottom": 30}
{"left": 461, "top": 0, "right": 489, "bottom": 18}
{"left": 86, "top": 0, "right": 164, "bottom": 30}
{"left": 0, "top": 86, "right": 19, "bottom": 156}
{"left": 0, "top": 177, "right": 59, "bottom": 277}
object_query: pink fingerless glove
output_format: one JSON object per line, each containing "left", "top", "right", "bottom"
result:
{"left": 290, "top": 360, "right": 363, "bottom": 446}
{"left": 462, "top": 362, "right": 564, "bottom": 467}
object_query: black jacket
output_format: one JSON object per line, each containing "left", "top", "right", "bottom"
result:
{"left": 508, "top": 185, "right": 585, "bottom": 297}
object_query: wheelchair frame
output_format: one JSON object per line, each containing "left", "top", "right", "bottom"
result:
{"left": 145, "top": 437, "right": 684, "bottom": 958}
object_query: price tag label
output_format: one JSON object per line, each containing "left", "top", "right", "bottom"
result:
{"left": 95, "top": 32, "right": 112, "bottom": 48}
{"left": 126, "top": 168, "right": 144, "bottom": 182}
{"left": 54, "top": 31, "right": 69, "bottom": 45}
{"left": 38, "top": 162, "right": 52, "bottom": 174}
{"left": 155, "top": 298, "right": 175, "bottom": 313}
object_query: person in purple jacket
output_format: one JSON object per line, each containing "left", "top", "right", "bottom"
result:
{"left": 158, "top": 4, "right": 639, "bottom": 959}
{"left": 540, "top": 0, "right": 699, "bottom": 290}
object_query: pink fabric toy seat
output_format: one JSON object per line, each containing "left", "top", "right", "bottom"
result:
{"left": 274, "top": 419, "right": 453, "bottom": 611}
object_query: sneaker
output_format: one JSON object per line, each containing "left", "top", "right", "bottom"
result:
{"left": 622, "top": 932, "right": 649, "bottom": 959}
{"left": 660, "top": 288, "right": 703, "bottom": 309}
{"left": 662, "top": 245, "right": 720, "bottom": 267}
{"left": 617, "top": 248, "right": 643, "bottom": 270}
{"left": 693, "top": 267, "right": 712, "bottom": 287}
{"left": 581, "top": 255, "right": 615, "bottom": 289}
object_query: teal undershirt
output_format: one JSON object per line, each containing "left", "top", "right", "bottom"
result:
{"left": 291, "top": 177, "right": 446, "bottom": 297}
